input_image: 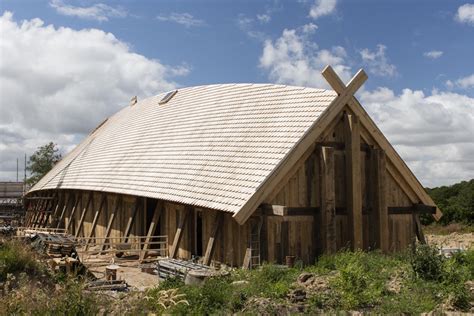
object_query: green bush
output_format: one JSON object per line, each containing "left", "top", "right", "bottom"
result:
{"left": 409, "top": 244, "right": 444, "bottom": 281}
{"left": 328, "top": 251, "right": 392, "bottom": 309}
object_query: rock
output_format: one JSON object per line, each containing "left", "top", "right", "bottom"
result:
{"left": 297, "top": 272, "right": 314, "bottom": 284}
{"left": 288, "top": 288, "right": 306, "bottom": 303}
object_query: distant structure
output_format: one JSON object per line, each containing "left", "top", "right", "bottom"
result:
{"left": 0, "top": 181, "right": 25, "bottom": 224}
{"left": 24, "top": 66, "right": 440, "bottom": 267}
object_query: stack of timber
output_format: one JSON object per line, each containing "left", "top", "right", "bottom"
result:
{"left": 155, "top": 258, "right": 210, "bottom": 280}
{"left": 31, "top": 232, "right": 77, "bottom": 258}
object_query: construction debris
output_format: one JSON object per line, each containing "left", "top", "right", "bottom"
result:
{"left": 85, "top": 280, "right": 128, "bottom": 292}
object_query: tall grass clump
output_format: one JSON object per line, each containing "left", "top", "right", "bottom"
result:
{"left": 0, "top": 240, "right": 46, "bottom": 281}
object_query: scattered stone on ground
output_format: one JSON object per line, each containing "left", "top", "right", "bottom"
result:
{"left": 426, "top": 232, "right": 474, "bottom": 250}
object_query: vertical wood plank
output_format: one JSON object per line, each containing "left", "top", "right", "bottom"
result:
{"left": 139, "top": 200, "right": 163, "bottom": 262}
{"left": 203, "top": 212, "right": 224, "bottom": 265}
{"left": 169, "top": 207, "right": 189, "bottom": 258}
{"left": 344, "top": 113, "right": 363, "bottom": 250}
{"left": 85, "top": 193, "right": 105, "bottom": 246}
{"left": 100, "top": 195, "right": 121, "bottom": 252}
{"left": 75, "top": 192, "right": 92, "bottom": 238}
{"left": 370, "top": 148, "right": 389, "bottom": 252}
{"left": 66, "top": 192, "right": 81, "bottom": 233}
{"left": 123, "top": 197, "right": 139, "bottom": 242}
{"left": 56, "top": 192, "right": 71, "bottom": 229}
{"left": 320, "top": 146, "right": 337, "bottom": 254}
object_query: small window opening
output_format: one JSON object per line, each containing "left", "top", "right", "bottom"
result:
{"left": 159, "top": 90, "right": 178, "bottom": 105}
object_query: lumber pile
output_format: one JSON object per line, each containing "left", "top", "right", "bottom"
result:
{"left": 155, "top": 258, "right": 210, "bottom": 280}
{"left": 85, "top": 280, "right": 128, "bottom": 291}
{"left": 31, "top": 232, "right": 77, "bottom": 258}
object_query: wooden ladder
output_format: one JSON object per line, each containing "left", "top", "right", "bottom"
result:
{"left": 249, "top": 218, "right": 263, "bottom": 269}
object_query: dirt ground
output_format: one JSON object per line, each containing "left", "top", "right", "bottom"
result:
{"left": 84, "top": 256, "right": 160, "bottom": 290}
{"left": 426, "top": 232, "right": 474, "bottom": 250}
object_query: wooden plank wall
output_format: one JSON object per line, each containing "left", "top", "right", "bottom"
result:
{"left": 263, "top": 108, "right": 417, "bottom": 263}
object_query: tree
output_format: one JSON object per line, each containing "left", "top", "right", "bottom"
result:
{"left": 26, "top": 142, "right": 62, "bottom": 186}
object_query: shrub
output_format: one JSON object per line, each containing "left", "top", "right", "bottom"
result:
{"left": 409, "top": 244, "right": 444, "bottom": 281}
{"left": 329, "top": 251, "right": 389, "bottom": 309}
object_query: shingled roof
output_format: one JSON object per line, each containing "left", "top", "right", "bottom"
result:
{"left": 29, "top": 83, "right": 338, "bottom": 215}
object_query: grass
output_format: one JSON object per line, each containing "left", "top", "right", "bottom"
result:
{"left": 1, "top": 238, "right": 472, "bottom": 315}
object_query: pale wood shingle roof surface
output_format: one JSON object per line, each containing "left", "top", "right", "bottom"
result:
{"left": 30, "top": 84, "right": 337, "bottom": 213}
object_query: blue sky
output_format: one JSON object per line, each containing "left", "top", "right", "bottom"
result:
{"left": 1, "top": 0, "right": 474, "bottom": 187}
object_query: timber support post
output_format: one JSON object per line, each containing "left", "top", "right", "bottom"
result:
{"left": 169, "top": 207, "right": 189, "bottom": 259}
{"left": 369, "top": 148, "right": 389, "bottom": 252}
{"left": 319, "top": 146, "right": 337, "bottom": 253}
{"left": 85, "top": 193, "right": 106, "bottom": 249}
{"left": 344, "top": 112, "right": 363, "bottom": 250}
{"left": 139, "top": 200, "right": 162, "bottom": 262}
{"left": 203, "top": 212, "right": 224, "bottom": 265}
{"left": 76, "top": 192, "right": 92, "bottom": 238}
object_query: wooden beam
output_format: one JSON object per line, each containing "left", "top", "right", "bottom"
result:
{"left": 85, "top": 193, "right": 106, "bottom": 249}
{"left": 123, "top": 197, "right": 139, "bottom": 243}
{"left": 413, "top": 213, "right": 426, "bottom": 244}
{"left": 75, "top": 192, "right": 92, "bottom": 238}
{"left": 344, "top": 113, "right": 363, "bottom": 250}
{"left": 169, "top": 208, "right": 189, "bottom": 259}
{"left": 234, "top": 67, "right": 368, "bottom": 224}
{"left": 203, "top": 212, "right": 224, "bottom": 265}
{"left": 139, "top": 200, "right": 163, "bottom": 262}
{"left": 242, "top": 247, "right": 252, "bottom": 270}
{"left": 56, "top": 192, "right": 72, "bottom": 229}
{"left": 100, "top": 195, "right": 121, "bottom": 253}
{"left": 387, "top": 205, "right": 436, "bottom": 215}
{"left": 261, "top": 205, "right": 320, "bottom": 216}
{"left": 370, "top": 148, "right": 389, "bottom": 252}
{"left": 320, "top": 146, "right": 337, "bottom": 254}
{"left": 66, "top": 192, "right": 81, "bottom": 233}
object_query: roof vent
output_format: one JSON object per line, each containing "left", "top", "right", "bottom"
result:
{"left": 159, "top": 90, "right": 178, "bottom": 105}
{"left": 129, "top": 96, "right": 138, "bottom": 107}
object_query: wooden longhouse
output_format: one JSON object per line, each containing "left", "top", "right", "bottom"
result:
{"left": 24, "top": 66, "right": 441, "bottom": 267}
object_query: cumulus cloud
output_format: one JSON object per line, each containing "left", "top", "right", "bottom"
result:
{"left": 49, "top": 0, "right": 127, "bottom": 22}
{"left": 446, "top": 74, "right": 474, "bottom": 89}
{"left": 309, "top": 0, "right": 337, "bottom": 19}
{"left": 360, "top": 44, "right": 397, "bottom": 77}
{"left": 0, "top": 12, "right": 189, "bottom": 180}
{"left": 423, "top": 50, "right": 443, "bottom": 59}
{"left": 259, "top": 28, "right": 351, "bottom": 88}
{"left": 360, "top": 87, "right": 474, "bottom": 187}
{"left": 157, "top": 12, "right": 204, "bottom": 28}
{"left": 456, "top": 3, "right": 474, "bottom": 25}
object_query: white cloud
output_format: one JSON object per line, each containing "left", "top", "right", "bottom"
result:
{"left": 360, "top": 87, "right": 474, "bottom": 187}
{"left": 157, "top": 12, "right": 204, "bottom": 28}
{"left": 456, "top": 3, "right": 474, "bottom": 25}
{"left": 259, "top": 28, "right": 351, "bottom": 88}
{"left": 302, "top": 22, "right": 318, "bottom": 34}
{"left": 423, "top": 50, "right": 443, "bottom": 59}
{"left": 446, "top": 74, "right": 474, "bottom": 89}
{"left": 360, "top": 44, "right": 397, "bottom": 77}
{"left": 0, "top": 12, "right": 189, "bottom": 180}
{"left": 49, "top": 0, "right": 126, "bottom": 22}
{"left": 257, "top": 14, "right": 271, "bottom": 23}
{"left": 309, "top": 0, "right": 337, "bottom": 19}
